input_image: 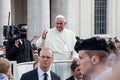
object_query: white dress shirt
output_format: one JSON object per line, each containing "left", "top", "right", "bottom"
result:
{"left": 37, "top": 67, "right": 51, "bottom": 80}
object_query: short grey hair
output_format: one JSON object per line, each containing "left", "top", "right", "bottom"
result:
{"left": 39, "top": 47, "right": 54, "bottom": 57}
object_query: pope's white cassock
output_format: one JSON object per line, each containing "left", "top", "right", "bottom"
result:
{"left": 36, "top": 27, "right": 78, "bottom": 60}
{"left": 36, "top": 27, "right": 78, "bottom": 80}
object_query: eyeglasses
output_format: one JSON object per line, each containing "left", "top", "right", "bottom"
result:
{"left": 40, "top": 56, "right": 52, "bottom": 60}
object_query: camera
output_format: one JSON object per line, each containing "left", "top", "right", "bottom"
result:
{"left": 3, "top": 25, "right": 28, "bottom": 43}
{"left": 3, "top": 25, "right": 20, "bottom": 41}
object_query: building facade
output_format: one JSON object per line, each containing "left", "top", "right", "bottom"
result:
{"left": 0, "top": 0, "right": 120, "bottom": 43}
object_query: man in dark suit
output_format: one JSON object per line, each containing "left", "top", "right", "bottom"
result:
{"left": 66, "top": 60, "right": 90, "bottom": 80}
{"left": 20, "top": 47, "right": 60, "bottom": 80}
{"left": 6, "top": 24, "right": 34, "bottom": 63}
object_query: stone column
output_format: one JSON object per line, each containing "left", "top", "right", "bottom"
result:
{"left": 79, "top": 0, "right": 93, "bottom": 38}
{"left": 0, "top": 0, "right": 11, "bottom": 43}
{"left": 27, "top": 0, "right": 50, "bottom": 40}
{"left": 116, "top": 0, "right": 120, "bottom": 39}
{"left": 68, "top": 0, "right": 80, "bottom": 36}
{"left": 109, "top": 0, "right": 119, "bottom": 38}
{"left": 50, "top": 0, "right": 68, "bottom": 28}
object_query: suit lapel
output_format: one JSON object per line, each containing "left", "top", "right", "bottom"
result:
{"left": 50, "top": 71, "right": 54, "bottom": 80}
{"left": 32, "top": 69, "right": 39, "bottom": 80}
{"left": 71, "top": 76, "right": 75, "bottom": 80}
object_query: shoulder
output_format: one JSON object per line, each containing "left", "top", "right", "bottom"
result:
{"left": 66, "top": 76, "right": 74, "bottom": 80}
{"left": 50, "top": 71, "right": 60, "bottom": 79}
{"left": 50, "top": 71, "right": 59, "bottom": 77}
{"left": 83, "top": 75, "right": 90, "bottom": 80}
{"left": 64, "top": 28, "right": 73, "bottom": 32}
{"left": 46, "top": 28, "right": 57, "bottom": 37}
{"left": 23, "top": 69, "right": 37, "bottom": 74}
{"left": 47, "top": 28, "right": 56, "bottom": 33}
{"left": 64, "top": 28, "right": 75, "bottom": 35}
{"left": 20, "top": 69, "right": 37, "bottom": 80}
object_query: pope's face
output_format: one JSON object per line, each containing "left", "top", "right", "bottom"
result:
{"left": 55, "top": 18, "right": 66, "bottom": 32}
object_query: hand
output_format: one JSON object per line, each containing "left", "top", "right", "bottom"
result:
{"left": 31, "top": 35, "right": 37, "bottom": 42}
{"left": 32, "top": 35, "right": 37, "bottom": 40}
{"left": 42, "top": 29, "right": 48, "bottom": 39}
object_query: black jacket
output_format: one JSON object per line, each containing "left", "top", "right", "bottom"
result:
{"left": 20, "top": 69, "right": 60, "bottom": 80}
{"left": 6, "top": 39, "right": 33, "bottom": 63}
{"left": 66, "top": 75, "right": 90, "bottom": 80}
{"left": 66, "top": 76, "right": 75, "bottom": 80}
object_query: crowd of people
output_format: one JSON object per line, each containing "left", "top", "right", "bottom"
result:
{"left": 0, "top": 15, "right": 120, "bottom": 80}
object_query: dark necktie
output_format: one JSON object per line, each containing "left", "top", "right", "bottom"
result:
{"left": 22, "top": 39, "right": 25, "bottom": 45}
{"left": 43, "top": 73, "right": 48, "bottom": 80}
